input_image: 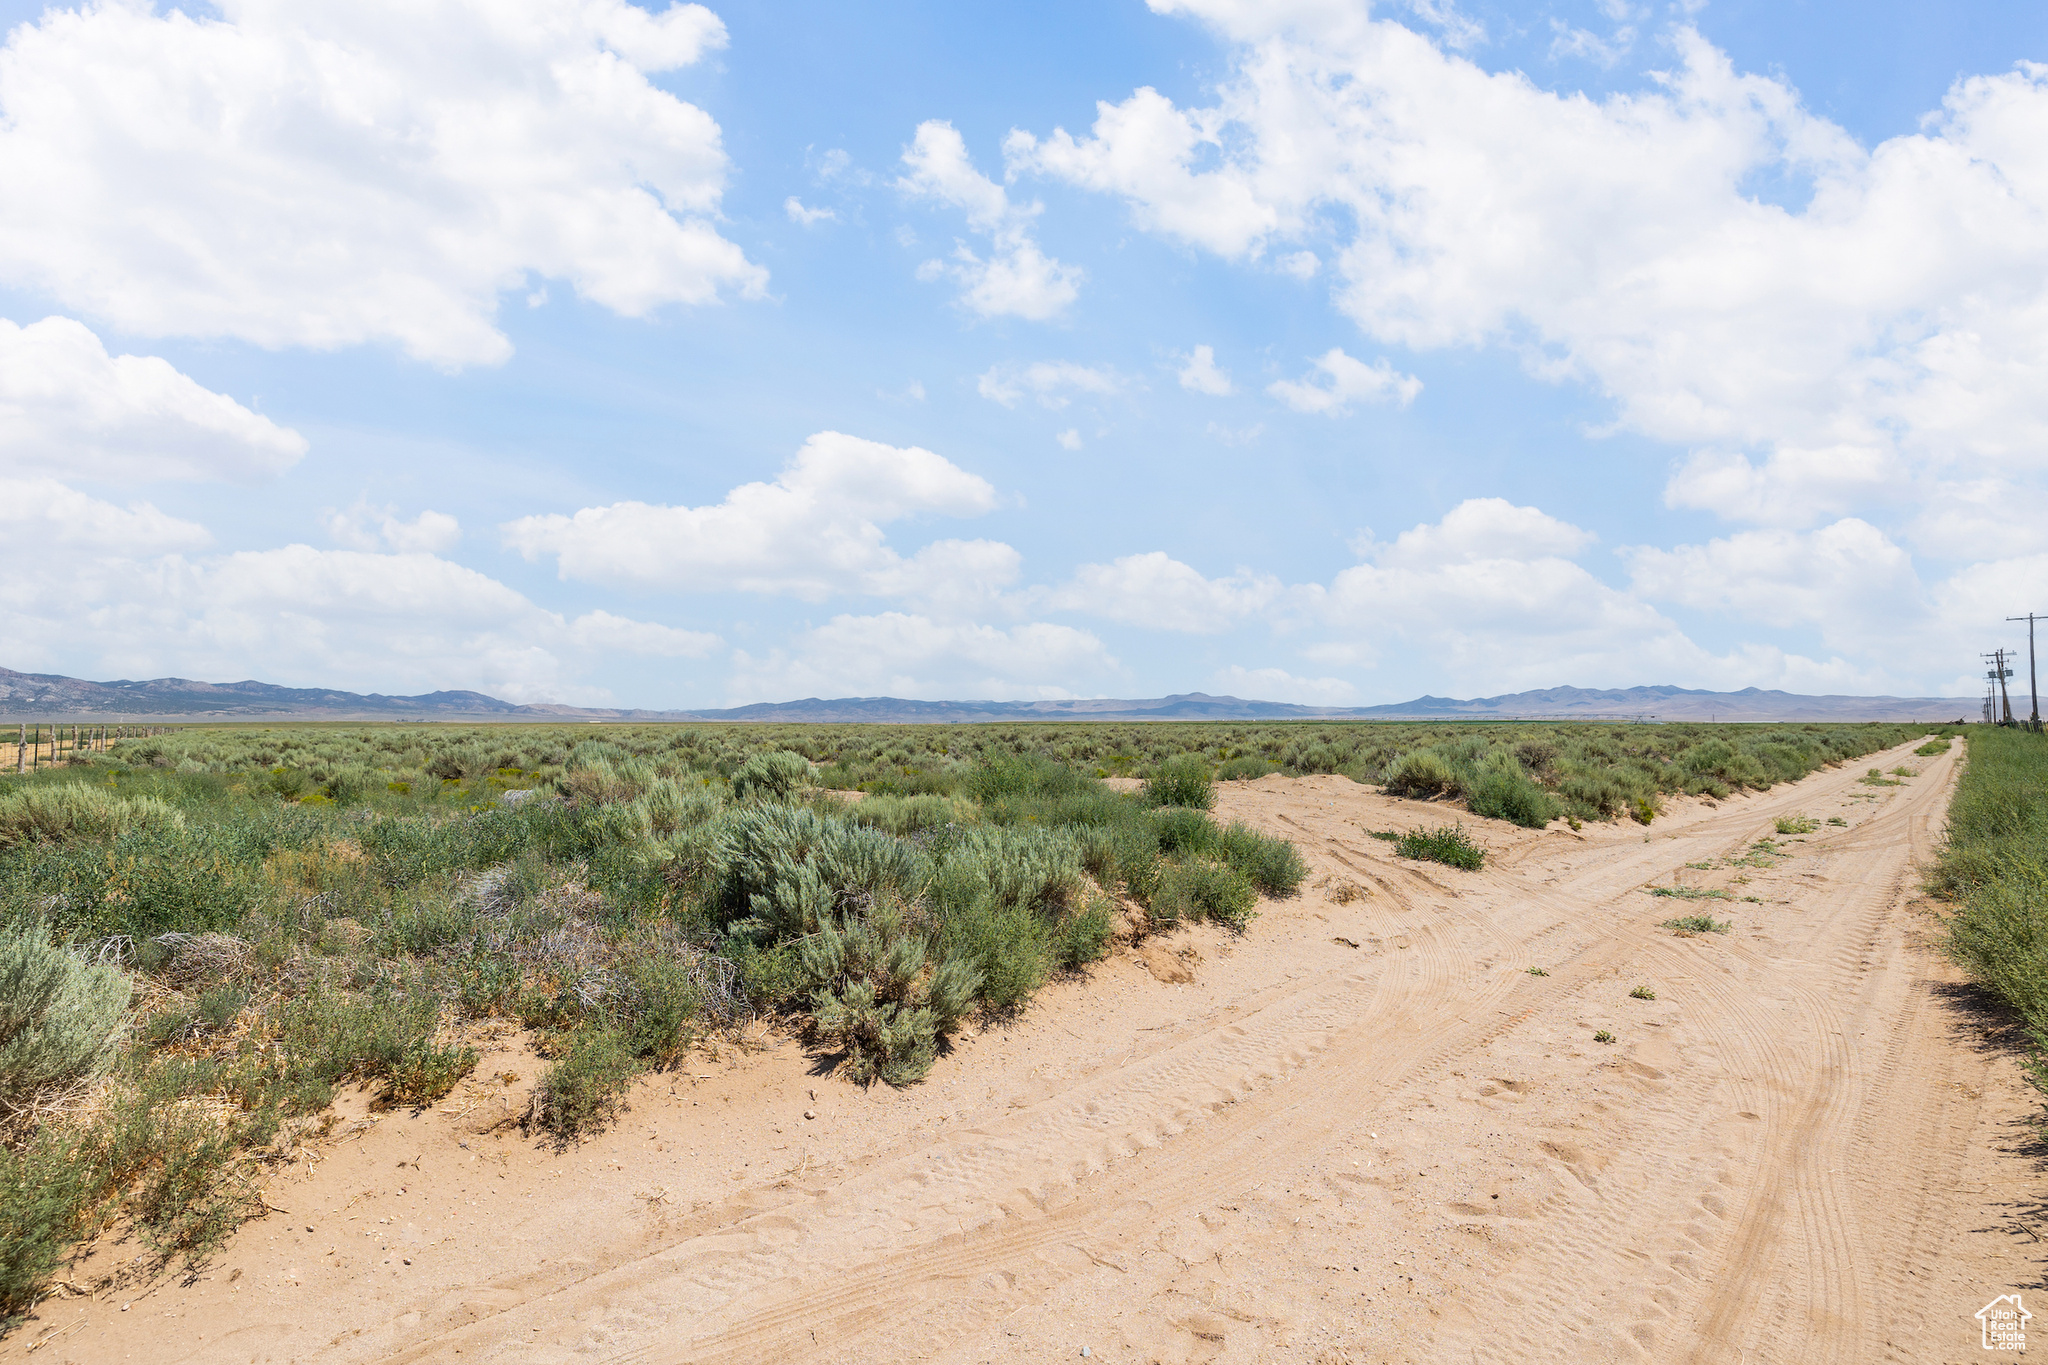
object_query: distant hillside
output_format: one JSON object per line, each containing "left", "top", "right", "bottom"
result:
{"left": 1349, "top": 684, "right": 1974, "bottom": 723}
{"left": 0, "top": 669, "right": 1972, "bottom": 723}
{"left": 664, "top": 686, "right": 1970, "bottom": 723}
{"left": 0, "top": 667, "right": 534, "bottom": 720}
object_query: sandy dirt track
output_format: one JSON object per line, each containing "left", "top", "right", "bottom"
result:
{"left": 13, "top": 735, "right": 2041, "bottom": 1364}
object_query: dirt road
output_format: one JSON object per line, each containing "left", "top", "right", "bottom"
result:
{"left": 17, "top": 736, "right": 2038, "bottom": 1364}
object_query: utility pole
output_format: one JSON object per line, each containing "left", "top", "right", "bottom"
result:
{"left": 2009, "top": 613, "right": 2043, "bottom": 730}
{"left": 1986, "top": 649, "right": 2017, "bottom": 725}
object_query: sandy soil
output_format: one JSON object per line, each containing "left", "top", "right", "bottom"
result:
{"left": 12, "top": 736, "right": 2040, "bottom": 1364}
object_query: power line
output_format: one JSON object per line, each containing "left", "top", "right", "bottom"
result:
{"left": 1985, "top": 648, "right": 2017, "bottom": 726}
{"left": 2008, "top": 613, "right": 2043, "bottom": 730}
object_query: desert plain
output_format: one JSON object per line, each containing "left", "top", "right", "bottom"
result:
{"left": 8, "top": 735, "right": 2029, "bottom": 1365}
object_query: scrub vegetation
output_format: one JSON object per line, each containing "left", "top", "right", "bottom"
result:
{"left": 1932, "top": 726, "right": 2048, "bottom": 1101}
{"left": 0, "top": 714, "right": 1929, "bottom": 1323}
{"left": 0, "top": 722, "right": 1310, "bottom": 1322}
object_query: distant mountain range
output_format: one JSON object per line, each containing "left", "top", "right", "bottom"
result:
{"left": 0, "top": 668, "right": 1973, "bottom": 724}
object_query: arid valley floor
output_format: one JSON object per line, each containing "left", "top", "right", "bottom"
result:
{"left": 10, "top": 737, "right": 2032, "bottom": 1364}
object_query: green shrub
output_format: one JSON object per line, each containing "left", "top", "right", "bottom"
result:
{"left": 1663, "top": 915, "right": 1731, "bottom": 934}
{"left": 1395, "top": 825, "right": 1485, "bottom": 871}
{"left": 730, "top": 749, "right": 815, "bottom": 802}
{"left": 1774, "top": 815, "right": 1817, "bottom": 835}
{"left": 271, "top": 989, "right": 474, "bottom": 1108}
{"left": 801, "top": 902, "right": 979, "bottom": 1084}
{"left": 721, "top": 937, "right": 803, "bottom": 1008}
{"left": 940, "top": 825, "right": 1084, "bottom": 913}
{"left": 535, "top": 1027, "right": 641, "bottom": 1137}
{"left": 965, "top": 754, "right": 1095, "bottom": 805}
{"left": 1646, "top": 885, "right": 1729, "bottom": 900}
{"left": 1466, "top": 754, "right": 1559, "bottom": 828}
{"left": 1051, "top": 899, "right": 1115, "bottom": 968}
{"left": 1151, "top": 806, "right": 1221, "bottom": 858}
{"left": 630, "top": 777, "right": 721, "bottom": 837}
{"left": 1141, "top": 755, "right": 1214, "bottom": 810}
{"left": 1217, "top": 822, "right": 1306, "bottom": 895}
{"left": 0, "top": 922, "right": 129, "bottom": 1112}
{"left": 0, "top": 1131, "right": 96, "bottom": 1324}
{"left": 425, "top": 745, "right": 486, "bottom": 781}
{"left": 933, "top": 891, "right": 1049, "bottom": 1011}
{"left": 559, "top": 754, "right": 652, "bottom": 806}
{"left": 1215, "top": 756, "right": 1277, "bottom": 782}
{"left": 118, "top": 1102, "right": 254, "bottom": 1258}
{"left": 266, "top": 767, "right": 310, "bottom": 799}
{"left": 1915, "top": 737, "right": 1952, "bottom": 757}
{"left": 1077, "top": 821, "right": 1161, "bottom": 902}
{"left": 1382, "top": 750, "right": 1457, "bottom": 799}
{"left": 713, "top": 802, "right": 926, "bottom": 940}
{"left": 845, "top": 793, "right": 966, "bottom": 836}
{"left": 1150, "top": 859, "right": 1259, "bottom": 930}
{"left": 618, "top": 956, "right": 705, "bottom": 1067}
{"left": 324, "top": 768, "right": 379, "bottom": 805}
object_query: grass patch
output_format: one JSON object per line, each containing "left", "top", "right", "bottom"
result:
{"left": 1916, "top": 738, "right": 1952, "bottom": 757}
{"left": 1663, "top": 915, "right": 1732, "bottom": 935}
{"left": 1629, "top": 985, "right": 1657, "bottom": 1000}
{"left": 1593, "top": 1030, "right": 1615, "bottom": 1044}
{"left": 1774, "top": 815, "right": 1818, "bottom": 835}
{"left": 1646, "top": 885, "right": 1730, "bottom": 900}
{"left": 1394, "top": 825, "right": 1485, "bottom": 871}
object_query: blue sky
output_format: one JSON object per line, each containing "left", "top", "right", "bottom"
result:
{"left": 1, "top": 0, "right": 2044, "bottom": 707}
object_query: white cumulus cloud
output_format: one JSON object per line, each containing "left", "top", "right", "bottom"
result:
{"left": 1177, "top": 344, "right": 1233, "bottom": 395}
{"left": 502, "top": 430, "right": 1007, "bottom": 601}
{"left": 1268, "top": 348, "right": 1421, "bottom": 414}
{"left": 1624, "top": 519, "right": 1921, "bottom": 634}
{"left": 899, "top": 120, "right": 1081, "bottom": 320}
{"left": 0, "top": 476, "right": 211, "bottom": 557}
{"left": 1047, "top": 552, "right": 1282, "bottom": 633}
{"left": 729, "top": 612, "right": 1117, "bottom": 703}
{"left": 1368, "top": 497, "right": 1596, "bottom": 568}
{"left": 1295, "top": 498, "right": 1882, "bottom": 694}
{"left": 1011, "top": 6, "right": 2048, "bottom": 535}
{"left": 0, "top": 522, "right": 720, "bottom": 702}
{"left": 0, "top": 0, "right": 764, "bottom": 368}
{"left": 0, "top": 316, "right": 306, "bottom": 482}
{"left": 568, "top": 609, "right": 721, "bottom": 658}
{"left": 977, "top": 360, "right": 1125, "bottom": 409}
{"left": 323, "top": 502, "right": 463, "bottom": 555}
{"left": 784, "top": 196, "right": 837, "bottom": 226}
